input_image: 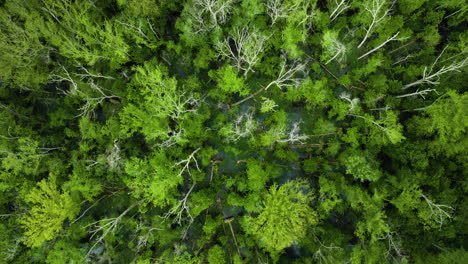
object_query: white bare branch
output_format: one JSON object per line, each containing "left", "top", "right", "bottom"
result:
{"left": 396, "top": 89, "right": 438, "bottom": 99}
{"left": 86, "top": 202, "right": 139, "bottom": 258}
{"left": 49, "top": 65, "right": 79, "bottom": 95}
{"left": 266, "top": 0, "right": 300, "bottom": 25}
{"left": 358, "top": 0, "right": 391, "bottom": 48}
{"left": 340, "top": 92, "right": 360, "bottom": 111}
{"left": 349, "top": 114, "right": 386, "bottom": 131}
{"left": 266, "top": 58, "right": 307, "bottom": 90}
{"left": 135, "top": 221, "right": 163, "bottom": 251}
{"left": 276, "top": 122, "right": 309, "bottom": 144}
{"left": 116, "top": 20, "right": 150, "bottom": 40}
{"left": 163, "top": 182, "right": 196, "bottom": 226}
{"left": 378, "top": 228, "right": 406, "bottom": 261}
{"left": 167, "top": 92, "right": 201, "bottom": 120}
{"left": 191, "top": 0, "right": 235, "bottom": 33}
{"left": 326, "top": 39, "right": 347, "bottom": 65}
{"left": 403, "top": 49, "right": 468, "bottom": 89}
{"left": 392, "top": 54, "right": 413, "bottom": 66}
{"left": 358, "top": 32, "right": 403, "bottom": 60}
{"left": 217, "top": 27, "right": 269, "bottom": 76}
{"left": 313, "top": 236, "right": 343, "bottom": 264}
{"left": 222, "top": 110, "right": 257, "bottom": 141}
{"left": 421, "top": 194, "right": 454, "bottom": 228}
{"left": 266, "top": 0, "right": 287, "bottom": 25}
{"left": 106, "top": 139, "right": 122, "bottom": 171}
{"left": 230, "top": 57, "right": 307, "bottom": 107}
{"left": 76, "top": 81, "right": 120, "bottom": 118}
{"left": 175, "top": 148, "right": 201, "bottom": 177}
{"left": 74, "top": 65, "right": 115, "bottom": 80}
{"left": 50, "top": 66, "right": 119, "bottom": 118}
{"left": 329, "top": 0, "right": 351, "bottom": 22}
{"left": 158, "top": 129, "right": 185, "bottom": 148}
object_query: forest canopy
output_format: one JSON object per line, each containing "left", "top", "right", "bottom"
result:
{"left": 0, "top": 0, "right": 467, "bottom": 263}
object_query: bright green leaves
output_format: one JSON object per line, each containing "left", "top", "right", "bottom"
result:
{"left": 20, "top": 176, "right": 79, "bottom": 248}
{"left": 209, "top": 65, "right": 249, "bottom": 99}
{"left": 121, "top": 59, "right": 201, "bottom": 143}
{"left": 339, "top": 149, "right": 382, "bottom": 181}
{"left": 260, "top": 97, "right": 278, "bottom": 113}
{"left": 345, "top": 186, "right": 389, "bottom": 242}
{"left": 124, "top": 152, "right": 182, "bottom": 207}
{"left": 391, "top": 187, "right": 422, "bottom": 214}
{"left": 424, "top": 91, "right": 467, "bottom": 155}
{"left": 207, "top": 245, "right": 226, "bottom": 264}
{"left": 406, "top": 91, "right": 467, "bottom": 156}
{"left": 246, "top": 159, "right": 280, "bottom": 192}
{"left": 350, "top": 111, "right": 405, "bottom": 145}
{"left": 41, "top": 0, "right": 130, "bottom": 68}
{"left": 244, "top": 179, "right": 317, "bottom": 255}
{"left": 0, "top": 0, "right": 466, "bottom": 262}
{"left": 1, "top": 138, "right": 43, "bottom": 181}
{"left": 0, "top": 2, "right": 49, "bottom": 89}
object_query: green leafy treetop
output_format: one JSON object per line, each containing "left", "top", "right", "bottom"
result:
{"left": 19, "top": 176, "right": 79, "bottom": 248}
{"left": 243, "top": 179, "right": 318, "bottom": 257}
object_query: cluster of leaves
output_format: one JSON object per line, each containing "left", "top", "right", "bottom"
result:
{"left": 0, "top": 0, "right": 466, "bottom": 263}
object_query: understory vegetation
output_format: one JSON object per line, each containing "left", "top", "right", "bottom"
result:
{"left": 0, "top": 0, "right": 467, "bottom": 263}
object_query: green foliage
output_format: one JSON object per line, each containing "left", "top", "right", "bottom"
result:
{"left": 207, "top": 245, "right": 226, "bottom": 264}
{"left": 0, "top": 0, "right": 466, "bottom": 262}
{"left": 244, "top": 179, "right": 318, "bottom": 255}
{"left": 20, "top": 176, "right": 79, "bottom": 248}
{"left": 124, "top": 153, "right": 181, "bottom": 207}
{"left": 209, "top": 65, "right": 249, "bottom": 97}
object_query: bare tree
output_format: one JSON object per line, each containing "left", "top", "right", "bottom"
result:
{"left": 166, "top": 92, "right": 202, "bottom": 120}
{"left": 266, "top": 0, "right": 301, "bottom": 25}
{"left": 216, "top": 27, "right": 269, "bottom": 76}
{"left": 421, "top": 194, "right": 454, "bottom": 228}
{"left": 163, "top": 182, "right": 197, "bottom": 239}
{"left": 222, "top": 110, "right": 257, "bottom": 141}
{"left": 329, "top": 0, "right": 351, "bottom": 22}
{"left": 324, "top": 35, "right": 347, "bottom": 65}
{"left": 378, "top": 228, "right": 406, "bottom": 262}
{"left": 277, "top": 122, "right": 309, "bottom": 144}
{"left": 402, "top": 47, "right": 468, "bottom": 89}
{"left": 86, "top": 202, "right": 140, "bottom": 258}
{"left": 340, "top": 92, "right": 360, "bottom": 112}
{"left": 49, "top": 66, "right": 120, "bottom": 118}
{"left": 230, "top": 58, "right": 307, "bottom": 107}
{"left": 358, "top": 0, "right": 392, "bottom": 48}
{"left": 174, "top": 148, "right": 201, "bottom": 177}
{"left": 396, "top": 89, "right": 438, "bottom": 99}
{"left": 358, "top": 32, "right": 403, "bottom": 60}
{"left": 191, "top": 0, "right": 235, "bottom": 33}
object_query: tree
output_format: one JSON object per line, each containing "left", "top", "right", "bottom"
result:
{"left": 20, "top": 176, "right": 79, "bottom": 247}
{"left": 216, "top": 27, "right": 269, "bottom": 76}
{"left": 357, "top": 0, "right": 392, "bottom": 48}
{"left": 321, "top": 30, "right": 347, "bottom": 64}
{"left": 402, "top": 48, "right": 468, "bottom": 89}
{"left": 187, "top": 0, "right": 235, "bottom": 33}
{"left": 243, "top": 179, "right": 318, "bottom": 256}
